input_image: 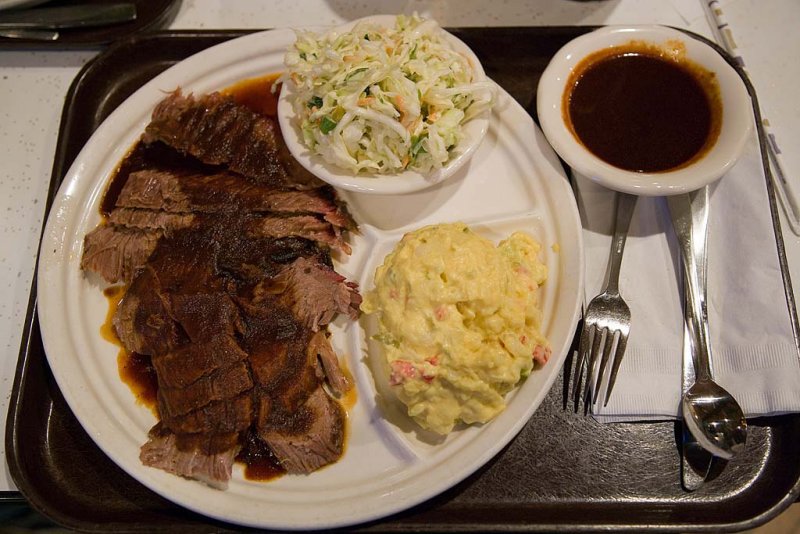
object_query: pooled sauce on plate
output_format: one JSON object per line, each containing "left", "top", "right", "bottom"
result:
{"left": 563, "top": 42, "right": 722, "bottom": 173}
{"left": 102, "top": 286, "right": 159, "bottom": 413}
{"left": 235, "top": 430, "right": 287, "bottom": 481}
{"left": 223, "top": 73, "right": 281, "bottom": 117}
{"left": 103, "top": 286, "right": 159, "bottom": 413}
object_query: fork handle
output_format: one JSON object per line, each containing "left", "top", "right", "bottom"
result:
{"left": 604, "top": 193, "right": 638, "bottom": 295}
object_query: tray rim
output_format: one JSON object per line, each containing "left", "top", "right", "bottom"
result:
{"left": 5, "top": 27, "right": 800, "bottom": 531}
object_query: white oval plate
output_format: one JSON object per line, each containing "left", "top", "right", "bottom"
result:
{"left": 37, "top": 27, "right": 584, "bottom": 530}
{"left": 277, "top": 15, "right": 491, "bottom": 194}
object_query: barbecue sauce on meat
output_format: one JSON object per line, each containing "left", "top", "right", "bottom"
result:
{"left": 100, "top": 73, "right": 320, "bottom": 482}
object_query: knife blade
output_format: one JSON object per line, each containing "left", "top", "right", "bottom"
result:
{"left": 679, "top": 186, "right": 714, "bottom": 491}
{"left": 0, "top": 3, "right": 136, "bottom": 30}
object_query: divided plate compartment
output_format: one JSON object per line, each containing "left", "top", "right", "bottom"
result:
{"left": 7, "top": 28, "right": 800, "bottom": 532}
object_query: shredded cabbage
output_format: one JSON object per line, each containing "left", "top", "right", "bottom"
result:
{"left": 282, "top": 15, "right": 494, "bottom": 175}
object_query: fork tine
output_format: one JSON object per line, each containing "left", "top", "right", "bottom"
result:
{"left": 582, "top": 326, "right": 602, "bottom": 412}
{"left": 572, "top": 324, "right": 593, "bottom": 410}
{"left": 592, "top": 329, "right": 616, "bottom": 406}
{"left": 603, "top": 330, "right": 629, "bottom": 407}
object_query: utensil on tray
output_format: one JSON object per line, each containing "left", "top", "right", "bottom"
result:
{"left": 668, "top": 191, "right": 747, "bottom": 460}
{"left": 0, "top": 2, "right": 136, "bottom": 31}
{"left": 0, "top": 27, "right": 55, "bottom": 39}
{"left": 573, "top": 192, "right": 637, "bottom": 411}
{"left": 679, "top": 188, "right": 714, "bottom": 490}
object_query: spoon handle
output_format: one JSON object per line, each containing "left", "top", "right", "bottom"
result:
{"left": 667, "top": 189, "right": 713, "bottom": 382}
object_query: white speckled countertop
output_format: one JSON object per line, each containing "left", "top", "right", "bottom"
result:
{"left": 0, "top": 0, "right": 798, "bottom": 492}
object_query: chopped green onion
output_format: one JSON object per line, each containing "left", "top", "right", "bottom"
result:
{"left": 308, "top": 96, "right": 323, "bottom": 109}
{"left": 320, "top": 116, "right": 338, "bottom": 134}
{"left": 411, "top": 134, "right": 427, "bottom": 157}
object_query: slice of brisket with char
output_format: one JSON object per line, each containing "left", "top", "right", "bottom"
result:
{"left": 168, "top": 292, "right": 243, "bottom": 343}
{"left": 152, "top": 335, "right": 247, "bottom": 390}
{"left": 115, "top": 168, "right": 355, "bottom": 230}
{"left": 113, "top": 267, "right": 184, "bottom": 355}
{"left": 107, "top": 208, "right": 195, "bottom": 231}
{"left": 160, "top": 391, "right": 254, "bottom": 435}
{"left": 143, "top": 90, "right": 323, "bottom": 190}
{"left": 140, "top": 424, "right": 239, "bottom": 490}
{"left": 240, "top": 296, "right": 348, "bottom": 474}
{"left": 156, "top": 360, "right": 253, "bottom": 420}
{"left": 254, "top": 256, "right": 361, "bottom": 332}
{"left": 246, "top": 214, "right": 351, "bottom": 254}
{"left": 259, "top": 387, "right": 345, "bottom": 475}
{"left": 81, "top": 225, "right": 161, "bottom": 284}
{"left": 216, "top": 234, "right": 328, "bottom": 284}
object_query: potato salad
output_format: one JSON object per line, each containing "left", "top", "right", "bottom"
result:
{"left": 361, "top": 223, "right": 550, "bottom": 434}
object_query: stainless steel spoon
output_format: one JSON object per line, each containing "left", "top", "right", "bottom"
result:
{"left": 679, "top": 188, "right": 714, "bottom": 490}
{"left": 668, "top": 189, "right": 747, "bottom": 460}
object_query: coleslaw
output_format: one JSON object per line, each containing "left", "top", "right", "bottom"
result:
{"left": 282, "top": 14, "right": 494, "bottom": 175}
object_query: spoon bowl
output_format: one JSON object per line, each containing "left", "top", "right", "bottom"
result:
{"left": 683, "top": 378, "right": 747, "bottom": 460}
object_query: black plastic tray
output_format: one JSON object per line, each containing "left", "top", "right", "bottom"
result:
{"left": 7, "top": 28, "right": 800, "bottom": 532}
{"left": 0, "top": 0, "right": 180, "bottom": 49}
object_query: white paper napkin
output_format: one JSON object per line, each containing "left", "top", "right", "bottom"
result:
{"left": 575, "top": 133, "right": 800, "bottom": 422}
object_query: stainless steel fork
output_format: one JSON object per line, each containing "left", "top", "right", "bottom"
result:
{"left": 573, "top": 192, "right": 637, "bottom": 411}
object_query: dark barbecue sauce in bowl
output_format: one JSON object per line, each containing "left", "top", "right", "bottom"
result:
{"left": 563, "top": 43, "right": 722, "bottom": 173}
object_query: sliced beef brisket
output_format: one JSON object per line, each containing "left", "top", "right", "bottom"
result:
{"left": 113, "top": 267, "right": 184, "bottom": 355}
{"left": 116, "top": 168, "right": 354, "bottom": 229}
{"left": 157, "top": 360, "right": 253, "bottom": 420}
{"left": 85, "top": 88, "right": 360, "bottom": 489}
{"left": 143, "top": 90, "right": 322, "bottom": 190}
{"left": 81, "top": 225, "right": 161, "bottom": 284}
{"left": 160, "top": 391, "right": 254, "bottom": 435}
{"left": 152, "top": 335, "right": 248, "bottom": 390}
{"left": 107, "top": 207, "right": 195, "bottom": 231}
{"left": 259, "top": 387, "right": 345, "bottom": 474}
{"left": 140, "top": 424, "right": 239, "bottom": 490}
{"left": 254, "top": 256, "right": 361, "bottom": 331}
{"left": 247, "top": 214, "right": 351, "bottom": 254}
{"left": 309, "top": 331, "right": 352, "bottom": 397}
